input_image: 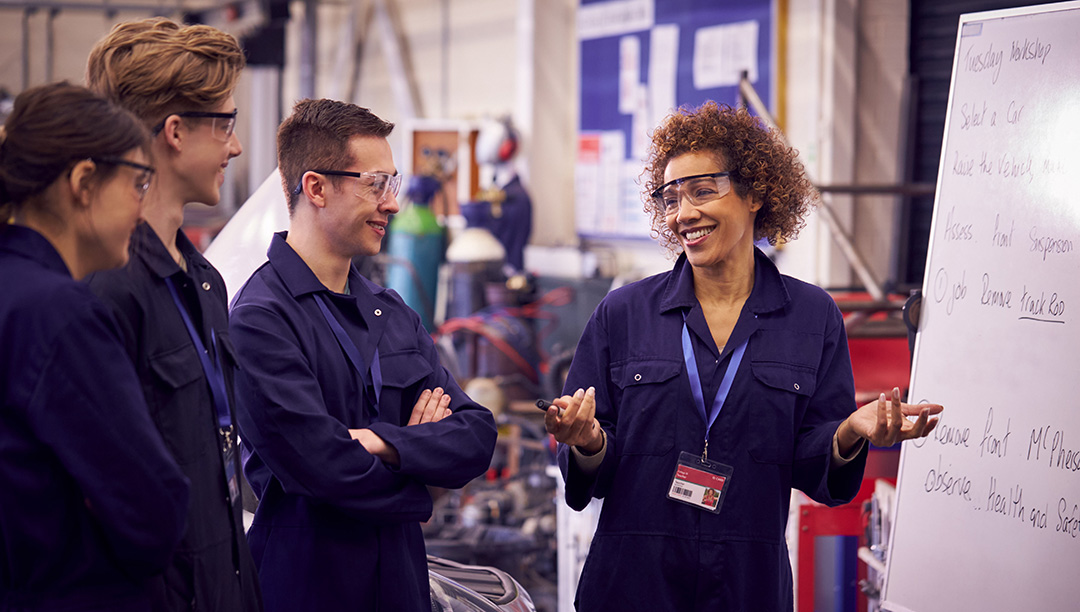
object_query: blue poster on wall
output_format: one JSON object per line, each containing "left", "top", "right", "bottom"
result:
{"left": 575, "top": 0, "right": 774, "bottom": 238}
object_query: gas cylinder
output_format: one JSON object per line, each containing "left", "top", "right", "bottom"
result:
{"left": 386, "top": 178, "right": 444, "bottom": 331}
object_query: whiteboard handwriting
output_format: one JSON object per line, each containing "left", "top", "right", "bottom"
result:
{"left": 1018, "top": 285, "right": 1065, "bottom": 324}
{"left": 998, "top": 152, "right": 1033, "bottom": 183}
{"left": 960, "top": 101, "right": 989, "bottom": 130}
{"left": 1006, "top": 100, "right": 1024, "bottom": 124}
{"left": 979, "top": 406, "right": 1012, "bottom": 459}
{"left": 992, "top": 214, "right": 1014, "bottom": 248}
{"left": 953, "top": 151, "right": 975, "bottom": 176}
{"left": 923, "top": 454, "right": 974, "bottom": 501}
{"left": 1029, "top": 426, "right": 1080, "bottom": 472}
{"left": 932, "top": 268, "right": 967, "bottom": 316}
{"left": 986, "top": 477, "right": 1025, "bottom": 521}
{"left": 1029, "top": 228, "right": 1074, "bottom": 261}
{"left": 964, "top": 43, "right": 1004, "bottom": 83}
{"left": 912, "top": 415, "right": 971, "bottom": 449}
{"left": 1029, "top": 503, "right": 1049, "bottom": 530}
{"left": 945, "top": 150, "right": 1061, "bottom": 182}
{"left": 980, "top": 273, "right": 1012, "bottom": 309}
{"left": 1056, "top": 498, "right": 1080, "bottom": 538}
{"left": 1010, "top": 37, "right": 1052, "bottom": 65}
{"left": 944, "top": 207, "right": 974, "bottom": 242}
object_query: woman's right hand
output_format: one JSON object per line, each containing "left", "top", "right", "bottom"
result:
{"left": 543, "top": 386, "right": 604, "bottom": 454}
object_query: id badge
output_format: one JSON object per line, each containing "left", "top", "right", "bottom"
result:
{"left": 667, "top": 451, "right": 733, "bottom": 514}
{"left": 221, "top": 429, "right": 240, "bottom": 505}
{"left": 223, "top": 446, "right": 240, "bottom": 505}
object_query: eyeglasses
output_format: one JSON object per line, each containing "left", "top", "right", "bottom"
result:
{"left": 650, "top": 172, "right": 733, "bottom": 214}
{"left": 292, "top": 169, "right": 403, "bottom": 204}
{"left": 92, "top": 157, "right": 155, "bottom": 200}
{"left": 152, "top": 110, "right": 238, "bottom": 142}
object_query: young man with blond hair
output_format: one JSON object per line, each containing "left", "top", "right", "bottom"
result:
{"left": 85, "top": 17, "right": 262, "bottom": 611}
{"left": 229, "top": 98, "right": 497, "bottom": 611}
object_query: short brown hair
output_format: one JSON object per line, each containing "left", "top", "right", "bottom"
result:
{"left": 86, "top": 17, "right": 245, "bottom": 126}
{"left": 0, "top": 82, "right": 148, "bottom": 217}
{"left": 643, "top": 101, "right": 818, "bottom": 252}
{"left": 277, "top": 98, "right": 395, "bottom": 213}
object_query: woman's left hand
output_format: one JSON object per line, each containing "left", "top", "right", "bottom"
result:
{"left": 837, "top": 387, "right": 943, "bottom": 453}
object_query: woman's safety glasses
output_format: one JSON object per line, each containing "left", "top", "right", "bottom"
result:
{"left": 292, "top": 169, "right": 403, "bottom": 204}
{"left": 650, "top": 172, "right": 733, "bottom": 215}
{"left": 92, "top": 157, "right": 155, "bottom": 200}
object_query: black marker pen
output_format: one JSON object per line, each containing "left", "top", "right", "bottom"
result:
{"left": 536, "top": 399, "right": 563, "bottom": 415}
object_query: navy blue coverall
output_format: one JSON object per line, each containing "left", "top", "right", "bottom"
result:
{"left": 87, "top": 223, "right": 263, "bottom": 612}
{"left": 0, "top": 225, "right": 189, "bottom": 611}
{"left": 560, "top": 249, "right": 868, "bottom": 611}
{"left": 229, "top": 232, "right": 497, "bottom": 612}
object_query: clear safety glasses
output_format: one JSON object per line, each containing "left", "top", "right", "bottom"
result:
{"left": 92, "top": 156, "right": 155, "bottom": 200}
{"left": 650, "top": 172, "right": 733, "bottom": 215}
{"left": 152, "top": 110, "right": 238, "bottom": 142}
{"left": 292, "top": 169, "right": 403, "bottom": 204}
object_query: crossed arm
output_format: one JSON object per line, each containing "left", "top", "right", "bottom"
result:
{"left": 349, "top": 387, "right": 453, "bottom": 466}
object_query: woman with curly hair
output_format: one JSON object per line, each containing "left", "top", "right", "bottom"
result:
{"left": 542, "top": 102, "right": 942, "bottom": 610}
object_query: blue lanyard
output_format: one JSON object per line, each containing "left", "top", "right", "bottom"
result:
{"left": 681, "top": 319, "right": 747, "bottom": 460}
{"left": 164, "top": 277, "right": 232, "bottom": 430}
{"left": 314, "top": 293, "right": 382, "bottom": 421}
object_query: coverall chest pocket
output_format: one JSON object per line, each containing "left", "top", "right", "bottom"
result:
{"left": 611, "top": 359, "right": 682, "bottom": 456}
{"left": 747, "top": 330, "right": 821, "bottom": 465}
{"left": 148, "top": 343, "right": 216, "bottom": 465}
{"left": 377, "top": 349, "right": 434, "bottom": 426}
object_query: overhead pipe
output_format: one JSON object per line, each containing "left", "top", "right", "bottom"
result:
{"left": 0, "top": 1, "right": 179, "bottom": 13}
{"left": 738, "top": 73, "right": 887, "bottom": 302}
{"left": 21, "top": 7, "right": 32, "bottom": 90}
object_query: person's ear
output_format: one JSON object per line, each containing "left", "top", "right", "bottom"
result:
{"left": 748, "top": 195, "right": 763, "bottom": 214}
{"left": 301, "top": 171, "right": 330, "bottom": 209}
{"left": 67, "top": 159, "right": 97, "bottom": 208}
{"left": 159, "top": 115, "right": 184, "bottom": 153}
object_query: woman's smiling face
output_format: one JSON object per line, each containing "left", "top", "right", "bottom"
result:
{"left": 663, "top": 152, "right": 761, "bottom": 272}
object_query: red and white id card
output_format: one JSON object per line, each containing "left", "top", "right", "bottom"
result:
{"left": 667, "top": 451, "right": 733, "bottom": 514}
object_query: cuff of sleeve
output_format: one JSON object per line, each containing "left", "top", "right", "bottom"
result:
{"left": 832, "top": 429, "right": 865, "bottom": 466}
{"left": 569, "top": 429, "right": 607, "bottom": 475}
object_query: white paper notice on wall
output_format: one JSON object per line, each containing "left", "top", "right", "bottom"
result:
{"left": 597, "top": 131, "right": 627, "bottom": 234}
{"left": 620, "top": 159, "right": 651, "bottom": 236}
{"left": 692, "top": 20, "right": 759, "bottom": 90}
{"left": 648, "top": 23, "right": 679, "bottom": 130}
{"left": 619, "top": 35, "right": 641, "bottom": 114}
{"left": 578, "top": 0, "right": 654, "bottom": 41}
{"left": 631, "top": 85, "right": 649, "bottom": 160}
{"left": 575, "top": 134, "right": 601, "bottom": 234}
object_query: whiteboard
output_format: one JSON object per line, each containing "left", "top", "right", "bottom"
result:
{"left": 882, "top": 3, "right": 1080, "bottom": 611}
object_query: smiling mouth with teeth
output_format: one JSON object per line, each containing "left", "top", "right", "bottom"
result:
{"left": 683, "top": 227, "right": 714, "bottom": 241}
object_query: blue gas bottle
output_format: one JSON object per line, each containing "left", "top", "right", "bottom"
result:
{"left": 386, "top": 176, "right": 444, "bottom": 331}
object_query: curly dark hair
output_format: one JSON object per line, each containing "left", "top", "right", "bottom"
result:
{"left": 643, "top": 101, "right": 818, "bottom": 253}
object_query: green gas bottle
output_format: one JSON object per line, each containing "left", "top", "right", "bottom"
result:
{"left": 386, "top": 179, "right": 444, "bottom": 331}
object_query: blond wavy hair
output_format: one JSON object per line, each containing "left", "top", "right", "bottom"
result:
{"left": 86, "top": 17, "right": 245, "bottom": 125}
{"left": 643, "top": 101, "right": 818, "bottom": 254}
